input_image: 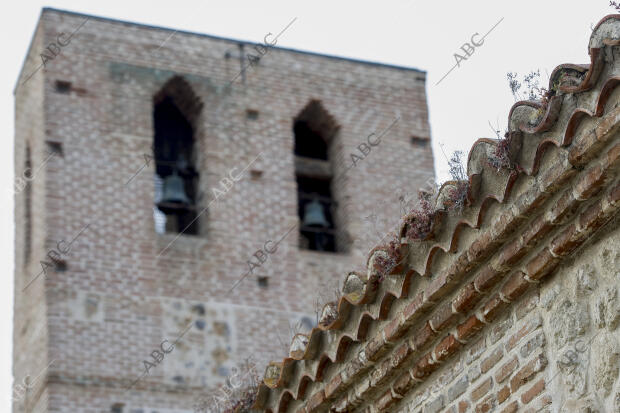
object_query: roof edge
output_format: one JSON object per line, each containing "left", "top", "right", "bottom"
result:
{"left": 38, "top": 7, "right": 427, "bottom": 74}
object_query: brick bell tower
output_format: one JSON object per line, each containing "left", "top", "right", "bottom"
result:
{"left": 12, "top": 8, "right": 433, "bottom": 412}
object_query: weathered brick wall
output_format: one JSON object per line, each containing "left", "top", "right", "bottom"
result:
{"left": 12, "top": 8, "right": 433, "bottom": 413}
{"left": 394, "top": 222, "right": 620, "bottom": 413}
{"left": 338, "top": 131, "right": 620, "bottom": 413}
{"left": 12, "top": 17, "right": 52, "bottom": 413}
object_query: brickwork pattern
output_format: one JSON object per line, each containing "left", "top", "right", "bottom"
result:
{"left": 12, "top": 8, "right": 433, "bottom": 413}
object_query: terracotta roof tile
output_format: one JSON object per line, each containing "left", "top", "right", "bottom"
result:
{"left": 253, "top": 14, "right": 620, "bottom": 412}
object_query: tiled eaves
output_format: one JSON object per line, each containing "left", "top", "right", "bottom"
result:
{"left": 354, "top": 133, "right": 620, "bottom": 413}
{"left": 258, "top": 26, "right": 620, "bottom": 413}
{"left": 253, "top": 14, "right": 620, "bottom": 413}
{"left": 292, "top": 113, "right": 620, "bottom": 413}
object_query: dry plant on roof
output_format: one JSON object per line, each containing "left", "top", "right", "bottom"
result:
{"left": 507, "top": 70, "right": 557, "bottom": 124}
{"left": 275, "top": 320, "right": 305, "bottom": 356}
{"left": 486, "top": 120, "right": 514, "bottom": 172}
{"left": 194, "top": 358, "right": 259, "bottom": 413}
{"left": 372, "top": 233, "right": 402, "bottom": 283}
{"left": 507, "top": 70, "right": 552, "bottom": 105}
{"left": 219, "top": 359, "right": 260, "bottom": 413}
{"left": 314, "top": 282, "right": 342, "bottom": 327}
{"left": 403, "top": 188, "right": 436, "bottom": 242}
{"left": 493, "top": 71, "right": 561, "bottom": 172}
{"left": 442, "top": 150, "right": 469, "bottom": 212}
{"left": 403, "top": 150, "right": 470, "bottom": 241}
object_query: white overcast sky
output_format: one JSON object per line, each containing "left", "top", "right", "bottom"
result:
{"left": 0, "top": 0, "right": 611, "bottom": 409}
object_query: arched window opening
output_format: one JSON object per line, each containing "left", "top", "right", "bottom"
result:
{"left": 152, "top": 78, "right": 202, "bottom": 235}
{"left": 294, "top": 101, "right": 340, "bottom": 252}
{"left": 294, "top": 120, "right": 328, "bottom": 159}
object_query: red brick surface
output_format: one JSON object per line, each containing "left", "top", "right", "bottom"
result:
{"left": 12, "top": 9, "right": 434, "bottom": 413}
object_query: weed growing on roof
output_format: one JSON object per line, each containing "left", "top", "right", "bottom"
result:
{"left": 507, "top": 70, "right": 551, "bottom": 104}
{"left": 507, "top": 72, "right": 521, "bottom": 99}
{"left": 372, "top": 233, "right": 402, "bottom": 283}
{"left": 402, "top": 149, "right": 469, "bottom": 241}
{"left": 442, "top": 151, "right": 469, "bottom": 212}
{"left": 275, "top": 320, "right": 306, "bottom": 356}
{"left": 403, "top": 188, "right": 437, "bottom": 242}
{"left": 490, "top": 136, "right": 513, "bottom": 171}
{"left": 221, "top": 360, "right": 260, "bottom": 413}
{"left": 486, "top": 120, "right": 512, "bottom": 171}
{"left": 314, "top": 282, "right": 342, "bottom": 327}
{"left": 194, "top": 359, "right": 259, "bottom": 413}
{"left": 507, "top": 70, "right": 555, "bottom": 122}
{"left": 447, "top": 150, "right": 467, "bottom": 181}
{"left": 486, "top": 120, "right": 521, "bottom": 172}
{"left": 443, "top": 181, "right": 469, "bottom": 212}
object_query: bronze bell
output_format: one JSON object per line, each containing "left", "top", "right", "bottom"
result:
{"left": 161, "top": 171, "right": 190, "bottom": 206}
{"left": 302, "top": 199, "right": 329, "bottom": 227}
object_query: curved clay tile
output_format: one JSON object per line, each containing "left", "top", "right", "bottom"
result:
{"left": 263, "top": 362, "right": 283, "bottom": 388}
{"left": 289, "top": 334, "right": 309, "bottom": 360}
{"left": 253, "top": 14, "right": 620, "bottom": 412}
{"left": 342, "top": 271, "right": 368, "bottom": 304}
{"left": 590, "top": 14, "right": 620, "bottom": 49}
{"left": 595, "top": 76, "right": 620, "bottom": 116}
{"left": 565, "top": 55, "right": 603, "bottom": 94}
{"left": 564, "top": 108, "right": 596, "bottom": 145}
